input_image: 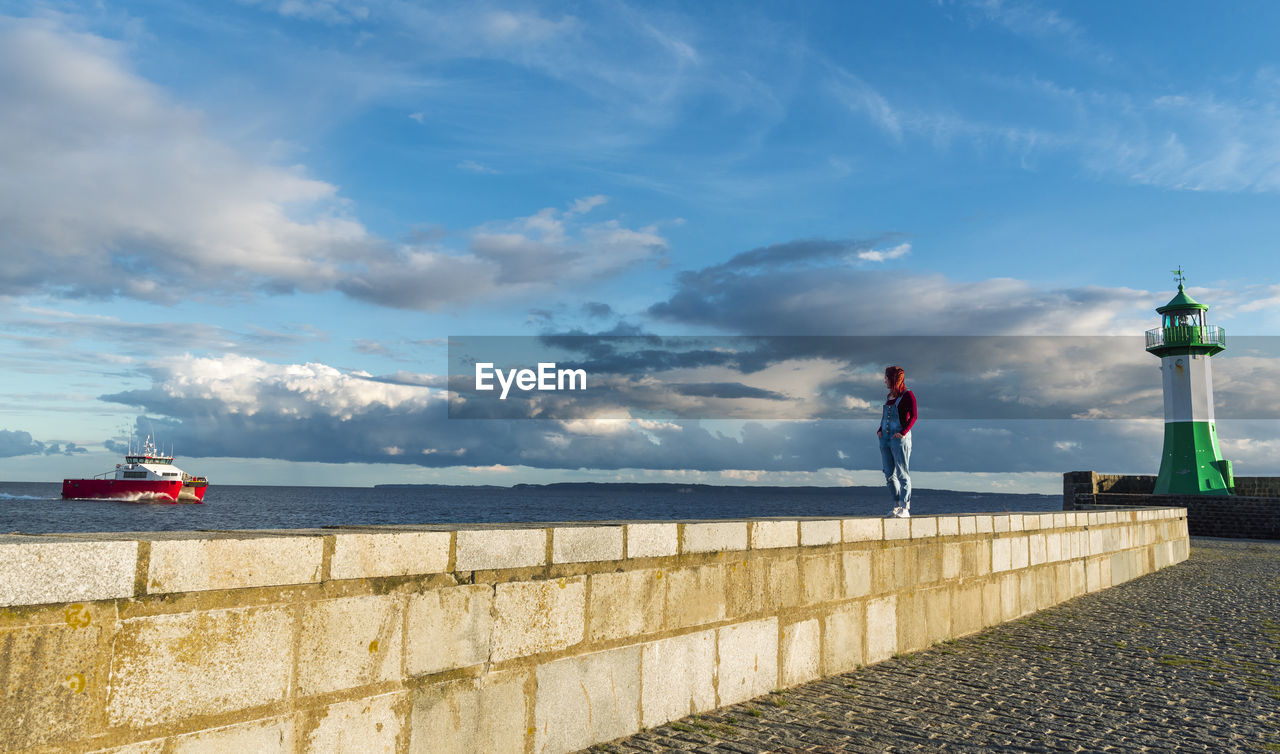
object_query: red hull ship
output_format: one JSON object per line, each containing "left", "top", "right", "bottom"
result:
{"left": 62, "top": 436, "right": 208, "bottom": 503}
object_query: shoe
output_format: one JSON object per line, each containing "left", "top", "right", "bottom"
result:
{"left": 889, "top": 506, "right": 904, "bottom": 518}
{"left": 893, "top": 508, "right": 911, "bottom": 518}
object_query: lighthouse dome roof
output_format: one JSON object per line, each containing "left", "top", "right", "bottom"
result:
{"left": 1156, "top": 284, "right": 1208, "bottom": 314}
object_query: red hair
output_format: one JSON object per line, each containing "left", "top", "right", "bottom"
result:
{"left": 885, "top": 365, "right": 906, "bottom": 397}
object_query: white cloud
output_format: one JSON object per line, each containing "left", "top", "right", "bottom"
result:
{"left": 857, "top": 243, "right": 911, "bottom": 263}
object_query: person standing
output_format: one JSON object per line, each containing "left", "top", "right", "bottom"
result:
{"left": 877, "top": 365, "right": 916, "bottom": 518}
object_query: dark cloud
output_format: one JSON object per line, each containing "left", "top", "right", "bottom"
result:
{"left": 0, "top": 429, "right": 43, "bottom": 458}
{"left": 672, "top": 383, "right": 789, "bottom": 400}
{"left": 582, "top": 302, "right": 614, "bottom": 319}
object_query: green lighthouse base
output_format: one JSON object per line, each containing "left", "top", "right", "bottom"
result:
{"left": 1153, "top": 421, "right": 1232, "bottom": 495}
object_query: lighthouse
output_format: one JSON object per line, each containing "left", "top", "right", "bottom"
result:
{"left": 1146, "top": 269, "right": 1232, "bottom": 495}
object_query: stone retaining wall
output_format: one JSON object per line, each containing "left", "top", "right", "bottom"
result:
{"left": 1064, "top": 471, "right": 1280, "bottom": 539}
{"left": 0, "top": 510, "right": 1189, "bottom": 753}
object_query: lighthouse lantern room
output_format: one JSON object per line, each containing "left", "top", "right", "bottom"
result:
{"left": 1145, "top": 268, "right": 1232, "bottom": 495}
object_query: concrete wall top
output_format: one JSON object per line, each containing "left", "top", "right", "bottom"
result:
{"left": 0, "top": 508, "right": 1187, "bottom": 607}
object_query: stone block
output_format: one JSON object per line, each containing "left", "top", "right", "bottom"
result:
{"left": 1040, "top": 513, "right": 1057, "bottom": 530}
{"left": 766, "top": 559, "right": 801, "bottom": 611}
{"left": 1010, "top": 536, "right": 1029, "bottom": 571}
{"left": 169, "top": 717, "right": 294, "bottom": 753}
{"left": 942, "top": 543, "right": 962, "bottom": 580}
{"left": 999, "top": 573, "right": 1020, "bottom": 621}
{"left": 406, "top": 584, "right": 493, "bottom": 676}
{"left": 725, "top": 557, "right": 765, "bottom": 619}
{"left": 937, "top": 516, "right": 960, "bottom": 537}
{"left": 822, "top": 602, "right": 865, "bottom": 675}
{"left": 626, "top": 523, "right": 677, "bottom": 558}
{"left": 1018, "top": 571, "right": 1036, "bottom": 616}
{"left": 958, "top": 516, "right": 977, "bottom": 536}
{"left": 780, "top": 619, "right": 820, "bottom": 686}
{"left": 409, "top": 672, "right": 527, "bottom": 754}
{"left": 107, "top": 606, "right": 293, "bottom": 728}
{"left": 872, "top": 545, "right": 915, "bottom": 594}
{"left": 717, "top": 618, "right": 779, "bottom": 706}
{"left": 950, "top": 582, "right": 982, "bottom": 637}
{"left": 980, "top": 580, "right": 1002, "bottom": 627}
{"left": 915, "top": 542, "right": 941, "bottom": 585}
{"left": 963, "top": 540, "right": 991, "bottom": 578}
{"left": 751, "top": 520, "right": 798, "bottom": 549}
{"left": 864, "top": 596, "right": 897, "bottom": 664}
{"left": 1028, "top": 534, "right": 1046, "bottom": 566}
{"left": 1069, "top": 560, "right": 1086, "bottom": 598}
{"left": 552, "top": 526, "right": 623, "bottom": 564}
{"left": 842, "top": 550, "right": 871, "bottom": 598}
{"left": 1088, "top": 529, "right": 1106, "bottom": 556}
{"left": 682, "top": 522, "right": 747, "bottom": 554}
{"left": 456, "top": 528, "right": 546, "bottom": 572}
{"left": 801, "top": 553, "right": 840, "bottom": 605}
{"left": 298, "top": 595, "right": 404, "bottom": 697}
{"left": 0, "top": 537, "right": 137, "bottom": 607}
{"left": 0, "top": 621, "right": 104, "bottom": 750}
{"left": 147, "top": 533, "right": 322, "bottom": 594}
{"left": 924, "top": 586, "right": 952, "bottom": 645}
{"left": 1008, "top": 514, "right": 1025, "bottom": 532}
{"left": 991, "top": 537, "right": 1012, "bottom": 573}
{"left": 800, "top": 519, "right": 841, "bottom": 546}
{"left": 492, "top": 577, "right": 585, "bottom": 662}
{"left": 1053, "top": 562, "right": 1074, "bottom": 604}
{"left": 330, "top": 530, "right": 450, "bottom": 580}
{"left": 1085, "top": 558, "right": 1102, "bottom": 592}
{"left": 842, "top": 518, "right": 883, "bottom": 542}
{"left": 1045, "top": 532, "right": 1062, "bottom": 563}
{"left": 302, "top": 693, "right": 402, "bottom": 753}
{"left": 973, "top": 515, "right": 994, "bottom": 534}
{"left": 664, "top": 565, "right": 726, "bottom": 629}
{"left": 910, "top": 517, "right": 938, "bottom": 539}
{"left": 588, "top": 569, "right": 664, "bottom": 643}
{"left": 1034, "top": 567, "right": 1055, "bottom": 610}
{"left": 895, "top": 589, "right": 927, "bottom": 653}
{"left": 640, "top": 630, "right": 716, "bottom": 727}
{"left": 992, "top": 515, "right": 1010, "bottom": 533}
{"left": 1053, "top": 513, "right": 1068, "bottom": 528}
{"left": 883, "top": 518, "right": 910, "bottom": 541}
{"left": 535, "top": 646, "right": 641, "bottom": 754}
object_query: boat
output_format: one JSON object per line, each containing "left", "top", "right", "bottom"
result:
{"left": 62, "top": 436, "right": 209, "bottom": 503}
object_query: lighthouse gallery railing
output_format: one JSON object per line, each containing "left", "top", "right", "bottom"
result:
{"left": 1145, "top": 324, "right": 1226, "bottom": 349}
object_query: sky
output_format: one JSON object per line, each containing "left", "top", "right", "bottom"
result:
{"left": 3, "top": 0, "right": 1280, "bottom": 493}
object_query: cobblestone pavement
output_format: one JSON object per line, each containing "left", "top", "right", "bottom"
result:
{"left": 594, "top": 538, "right": 1280, "bottom": 753}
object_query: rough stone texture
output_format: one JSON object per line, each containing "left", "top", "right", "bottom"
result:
{"left": 455, "top": 528, "right": 545, "bottom": 572}
{"left": 302, "top": 693, "right": 402, "bottom": 753}
{"left": 491, "top": 577, "right": 586, "bottom": 662}
{"left": 297, "top": 595, "right": 404, "bottom": 697}
{"left": 842, "top": 518, "right": 882, "bottom": 543}
{"left": 683, "top": 522, "right": 748, "bottom": 554}
{"left": 750, "top": 520, "right": 798, "bottom": 550}
{"left": 409, "top": 672, "right": 526, "bottom": 754}
{"left": 106, "top": 606, "right": 294, "bottom": 728}
{"left": 535, "top": 646, "right": 641, "bottom": 754}
{"left": 600, "top": 538, "right": 1278, "bottom": 754}
{"left": 883, "top": 518, "right": 910, "bottom": 541}
{"left": 146, "top": 533, "right": 323, "bottom": 594}
{"left": 864, "top": 596, "right": 897, "bottom": 664}
{"left": 664, "top": 564, "right": 726, "bottom": 629}
{"left": 0, "top": 621, "right": 104, "bottom": 750}
{"left": 799, "top": 520, "right": 841, "bottom": 546}
{"left": 780, "top": 619, "right": 820, "bottom": 686}
{"left": 406, "top": 584, "right": 493, "bottom": 676}
{"left": 0, "top": 537, "right": 137, "bottom": 607}
{"left": 841, "top": 550, "right": 871, "bottom": 598}
{"left": 589, "top": 569, "right": 664, "bottom": 643}
{"left": 909, "top": 517, "right": 938, "bottom": 539}
{"left": 640, "top": 630, "right": 717, "bottom": 727}
{"left": 822, "top": 602, "right": 865, "bottom": 676}
{"left": 626, "top": 523, "right": 678, "bottom": 558}
{"left": 553, "top": 525, "right": 623, "bottom": 564}
{"left": 168, "top": 717, "right": 294, "bottom": 753}
{"left": 330, "top": 530, "right": 450, "bottom": 580}
{"left": 717, "top": 619, "right": 779, "bottom": 706}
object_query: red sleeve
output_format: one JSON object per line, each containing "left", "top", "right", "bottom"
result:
{"left": 898, "top": 390, "right": 917, "bottom": 435}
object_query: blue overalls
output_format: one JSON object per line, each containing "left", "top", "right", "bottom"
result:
{"left": 879, "top": 393, "right": 911, "bottom": 511}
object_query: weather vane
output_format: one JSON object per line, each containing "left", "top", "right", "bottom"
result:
{"left": 1172, "top": 266, "right": 1186, "bottom": 287}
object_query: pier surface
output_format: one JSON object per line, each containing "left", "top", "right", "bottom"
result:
{"left": 598, "top": 538, "right": 1280, "bottom": 752}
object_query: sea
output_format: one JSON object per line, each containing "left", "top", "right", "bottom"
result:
{"left": 0, "top": 481, "right": 1060, "bottom": 535}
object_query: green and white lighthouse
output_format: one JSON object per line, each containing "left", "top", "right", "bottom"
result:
{"left": 1146, "top": 269, "right": 1233, "bottom": 495}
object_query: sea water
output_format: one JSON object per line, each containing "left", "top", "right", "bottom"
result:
{"left": 0, "top": 481, "right": 1059, "bottom": 535}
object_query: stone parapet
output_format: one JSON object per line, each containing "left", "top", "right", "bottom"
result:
{"left": 0, "top": 509, "right": 1189, "bottom": 753}
{"left": 1063, "top": 471, "right": 1280, "bottom": 539}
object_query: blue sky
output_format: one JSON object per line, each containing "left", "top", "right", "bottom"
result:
{"left": 3, "top": 0, "right": 1280, "bottom": 492}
